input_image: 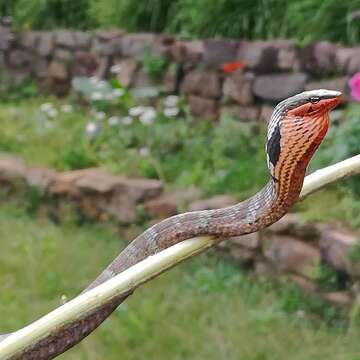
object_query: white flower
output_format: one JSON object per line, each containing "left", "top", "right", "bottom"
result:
{"left": 139, "top": 107, "right": 156, "bottom": 125}
{"left": 105, "top": 93, "right": 115, "bottom": 101}
{"left": 40, "top": 102, "right": 53, "bottom": 113}
{"left": 44, "top": 121, "right": 54, "bottom": 129}
{"left": 129, "top": 106, "right": 145, "bottom": 117}
{"left": 296, "top": 309, "right": 305, "bottom": 318}
{"left": 85, "top": 121, "right": 101, "bottom": 139}
{"left": 47, "top": 108, "right": 58, "bottom": 118}
{"left": 121, "top": 116, "right": 133, "bottom": 125}
{"left": 164, "top": 95, "right": 179, "bottom": 107}
{"left": 164, "top": 107, "right": 179, "bottom": 117}
{"left": 8, "top": 107, "right": 19, "bottom": 115}
{"left": 60, "top": 104, "right": 73, "bottom": 113}
{"left": 89, "top": 76, "right": 99, "bottom": 85}
{"left": 108, "top": 116, "right": 120, "bottom": 126}
{"left": 95, "top": 111, "right": 106, "bottom": 120}
{"left": 113, "top": 88, "right": 125, "bottom": 97}
{"left": 139, "top": 147, "right": 150, "bottom": 157}
{"left": 110, "top": 64, "right": 122, "bottom": 74}
{"left": 91, "top": 91, "right": 104, "bottom": 101}
{"left": 96, "top": 80, "right": 107, "bottom": 89}
{"left": 216, "top": 170, "right": 228, "bottom": 179}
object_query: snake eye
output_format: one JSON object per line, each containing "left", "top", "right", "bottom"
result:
{"left": 309, "top": 96, "right": 320, "bottom": 104}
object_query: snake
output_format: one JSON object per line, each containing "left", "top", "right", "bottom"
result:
{"left": 0, "top": 89, "right": 341, "bottom": 359}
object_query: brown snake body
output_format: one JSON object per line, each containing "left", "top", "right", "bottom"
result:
{"left": 1, "top": 89, "right": 341, "bottom": 359}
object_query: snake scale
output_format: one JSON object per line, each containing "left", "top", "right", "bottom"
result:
{"left": 0, "top": 89, "right": 341, "bottom": 359}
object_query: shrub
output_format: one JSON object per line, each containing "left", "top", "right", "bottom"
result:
{"left": 349, "top": 240, "right": 360, "bottom": 262}
{"left": 88, "top": 0, "right": 178, "bottom": 32}
{"left": 1, "top": 0, "right": 359, "bottom": 45}
{"left": 0, "top": 72, "right": 38, "bottom": 101}
{"left": 142, "top": 48, "right": 169, "bottom": 82}
{"left": 2, "top": 0, "right": 95, "bottom": 29}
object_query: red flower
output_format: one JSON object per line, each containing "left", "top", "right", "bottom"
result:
{"left": 221, "top": 61, "right": 246, "bottom": 73}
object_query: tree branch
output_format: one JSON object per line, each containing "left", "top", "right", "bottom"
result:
{"left": 1, "top": 154, "right": 360, "bottom": 359}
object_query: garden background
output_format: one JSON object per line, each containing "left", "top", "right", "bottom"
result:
{"left": 1, "top": 1, "right": 360, "bottom": 359}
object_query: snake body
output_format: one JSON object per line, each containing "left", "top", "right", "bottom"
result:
{"left": 1, "top": 89, "right": 341, "bottom": 359}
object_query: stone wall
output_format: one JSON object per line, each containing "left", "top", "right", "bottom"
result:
{"left": 1, "top": 154, "right": 359, "bottom": 306}
{"left": 0, "top": 18, "right": 358, "bottom": 121}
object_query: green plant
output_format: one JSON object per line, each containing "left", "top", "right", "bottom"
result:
{"left": 284, "top": 0, "right": 360, "bottom": 45}
{"left": 0, "top": 95, "right": 267, "bottom": 198}
{"left": 317, "top": 262, "right": 349, "bottom": 292}
{"left": 72, "top": 76, "right": 133, "bottom": 113}
{"left": 142, "top": 48, "right": 169, "bottom": 82}
{"left": 88, "top": 0, "right": 178, "bottom": 32}
{"left": 22, "top": 185, "right": 45, "bottom": 214}
{"left": 276, "top": 279, "right": 342, "bottom": 325}
{"left": 0, "top": 72, "right": 38, "bottom": 101}
{"left": 10, "top": 0, "right": 95, "bottom": 29}
{"left": 167, "top": 0, "right": 360, "bottom": 45}
{"left": 1, "top": 0, "right": 360, "bottom": 45}
{"left": 349, "top": 239, "right": 360, "bottom": 262}
{"left": 54, "top": 146, "right": 97, "bottom": 171}
{"left": 0, "top": 0, "right": 18, "bottom": 18}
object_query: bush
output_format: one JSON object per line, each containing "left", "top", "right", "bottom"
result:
{"left": 88, "top": 0, "right": 360, "bottom": 44}
{"left": 142, "top": 49, "right": 169, "bottom": 82}
{"left": 1, "top": 0, "right": 95, "bottom": 29}
{"left": 168, "top": 0, "right": 360, "bottom": 44}
{"left": 168, "top": 0, "right": 290, "bottom": 39}
{"left": 1, "top": 0, "right": 360, "bottom": 45}
{"left": 0, "top": 72, "right": 38, "bottom": 101}
{"left": 88, "top": 0, "right": 178, "bottom": 32}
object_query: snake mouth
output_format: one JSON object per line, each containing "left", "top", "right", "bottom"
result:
{"left": 310, "top": 90, "right": 342, "bottom": 113}
{"left": 321, "top": 93, "right": 342, "bottom": 112}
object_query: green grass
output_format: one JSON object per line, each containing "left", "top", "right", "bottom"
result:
{"left": 0, "top": 98, "right": 91, "bottom": 168}
{"left": 1, "top": 202, "right": 360, "bottom": 360}
{"left": 0, "top": 97, "right": 267, "bottom": 198}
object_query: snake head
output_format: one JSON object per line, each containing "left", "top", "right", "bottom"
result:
{"left": 286, "top": 89, "right": 342, "bottom": 117}
{"left": 266, "top": 89, "right": 342, "bottom": 179}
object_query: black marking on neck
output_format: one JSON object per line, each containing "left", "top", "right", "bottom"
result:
{"left": 267, "top": 123, "right": 281, "bottom": 168}
{"left": 271, "top": 174, "right": 279, "bottom": 183}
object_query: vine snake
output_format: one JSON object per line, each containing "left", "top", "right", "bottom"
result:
{"left": 0, "top": 89, "right": 342, "bottom": 359}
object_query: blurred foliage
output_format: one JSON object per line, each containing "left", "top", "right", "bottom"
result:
{"left": 142, "top": 48, "right": 169, "bottom": 82}
{"left": 0, "top": 94, "right": 267, "bottom": 196}
{"left": 317, "top": 262, "right": 349, "bottom": 292}
{"left": 1, "top": 91, "right": 360, "bottom": 224}
{"left": 1, "top": 0, "right": 360, "bottom": 45}
{"left": 167, "top": 0, "right": 290, "bottom": 39}
{"left": 88, "top": 0, "right": 177, "bottom": 33}
{"left": 0, "top": 0, "right": 95, "bottom": 29}
{"left": 0, "top": 202, "right": 357, "bottom": 360}
{"left": 0, "top": 72, "right": 38, "bottom": 101}
{"left": 311, "top": 104, "right": 360, "bottom": 196}
{"left": 349, "top": 239, "right": 360, "bottom": 262}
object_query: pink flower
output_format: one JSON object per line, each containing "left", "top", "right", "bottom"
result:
{"left": 349, "top": 73, "right": 360, "bottom": 101}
